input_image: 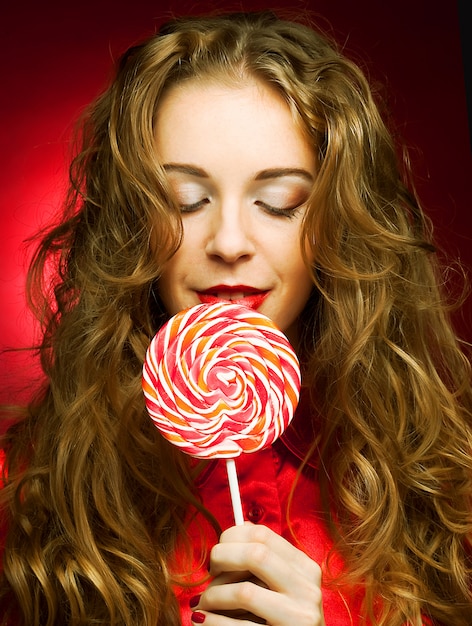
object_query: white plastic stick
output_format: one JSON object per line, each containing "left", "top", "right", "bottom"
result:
{"left": 226, "top": 458, "right": 244, "bottom": 525}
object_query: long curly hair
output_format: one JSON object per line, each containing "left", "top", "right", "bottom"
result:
{"left": 1, "top": 11, "right": 471, "bottom": 625}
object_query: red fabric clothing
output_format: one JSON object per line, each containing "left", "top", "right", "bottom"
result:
{"left": 0, "top": 441, "right": 434, "bottom": 625}
{"left": 174, "top": 432, "right": 434, "bottom": 626}
{"left": 174, "top": 436, "right": 365, "bottom": 625}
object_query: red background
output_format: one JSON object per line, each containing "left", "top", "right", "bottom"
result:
{"left": 1, "top": 0, "right": 470, "bottom": 402}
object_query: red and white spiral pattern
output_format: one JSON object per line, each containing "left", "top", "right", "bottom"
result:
{"left": 142, "top": 302, "right": 301, "bottom": 458}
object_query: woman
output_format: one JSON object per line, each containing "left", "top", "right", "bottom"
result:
{"left": 1, "top": 11, "right": 471, "bottom": 626}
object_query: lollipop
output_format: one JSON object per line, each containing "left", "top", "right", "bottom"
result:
{"left": 142, "top": 301, "right": 301, "bottom": 523}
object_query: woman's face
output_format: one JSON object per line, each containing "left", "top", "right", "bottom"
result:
{"left": 154, "top": 79, "right": 316, "bottom": 346}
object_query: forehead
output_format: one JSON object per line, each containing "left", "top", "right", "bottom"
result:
{"left": 154, "top": 78, "right": 316, "bottom": 174}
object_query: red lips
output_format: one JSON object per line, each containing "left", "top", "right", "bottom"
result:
{"left": 197, "top": 285, "right": 269, "bottom": 310}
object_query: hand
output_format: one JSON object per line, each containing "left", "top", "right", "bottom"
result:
{"left": 190, "top": 523, "right": 325, "bottom": 625}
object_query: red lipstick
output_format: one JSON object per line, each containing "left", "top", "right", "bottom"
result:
{"left": 197, "top": 285, "right": 269, "bottom": 310}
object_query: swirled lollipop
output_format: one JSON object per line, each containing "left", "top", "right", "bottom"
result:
{"left": 142, "top": 301, "right": 301, "bottom": 523}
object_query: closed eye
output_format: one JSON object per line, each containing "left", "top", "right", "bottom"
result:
{"left": 252, "top": 177, "right": 311, "bottom": 219}
{"left": 254, "top": 200, "right": 306, "bottom": 219}
{"left": 179, "top": 197, "right": 211, "bottom": 213}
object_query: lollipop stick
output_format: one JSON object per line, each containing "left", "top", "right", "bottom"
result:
{"left": 226, "top": 458, "right": 244, "bottom": 525}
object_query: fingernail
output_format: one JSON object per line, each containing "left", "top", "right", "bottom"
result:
{"left": 191, "top": 611, "right": 206, "bottom": 624}
{"left": 189, "top": 594, "right": 200, "bottom": 609}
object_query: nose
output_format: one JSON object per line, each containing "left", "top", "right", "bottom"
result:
{"left": 205, "top": 203, "right": 256, "bottom": 263}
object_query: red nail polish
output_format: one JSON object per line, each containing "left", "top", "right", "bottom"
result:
{"left": 189, "top": 594, "right": 200, "bottom": 609}
{"left": 191, "top": 611, "right": 206, "bottom": 624}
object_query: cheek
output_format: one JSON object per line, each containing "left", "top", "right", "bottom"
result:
{"left": 288, "top": 243, "right": 314, "bottom": 303}
{"left": 155, "top": 254, "right": 181, "bottom": 310}
{"left": 289, "top": 229, "right": 312, "bottom": 269}
{"left": 157, "top": 230, "right": 194, "bottom": 281}
{"left": 175, "top": 221, "right": 203, "bottom": 259}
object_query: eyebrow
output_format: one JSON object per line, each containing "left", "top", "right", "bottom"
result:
{"left": 163, "top": 163, "right": 314, "bottom": 182}
{"left": 255, "top": 168, "right": 314, "bottom": 183}
{"left": 163, "top": 163, "right": 209, "bottom": 178}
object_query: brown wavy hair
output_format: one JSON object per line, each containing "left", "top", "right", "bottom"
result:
{"left": 1, "top": 11, "right": 471, "bottom": 625}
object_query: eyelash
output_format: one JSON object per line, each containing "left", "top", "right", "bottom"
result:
{"left": 179, "top": 198, "right": 211, "bottom": 213}
{"left": 179, "top": 199, "right": 304, "bottom": 218}
{"left": 255, "top": 201, "right": 303, "bottom": 219}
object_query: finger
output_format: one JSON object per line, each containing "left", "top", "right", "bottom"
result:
{"left": 191, "top": 610, "right": 261, "bottom": 626}
{"left": 208, "top": 547, "right": 321, "bottom": 619}
{"left": 210, "top": 526, "right": 321, "bottom": 594}
{"left": 198, "top": 578, "right": 323, "bottom": 626}
{"left": 216, "top": 523, "right": 319, "bottom": 580}
{"left": 206, "top": 570, "right": 253, "bottom": 587}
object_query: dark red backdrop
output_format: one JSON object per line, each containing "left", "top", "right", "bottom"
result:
{"left": 1, "top": 0, "right": 470, "bottom": 402}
